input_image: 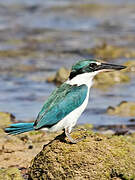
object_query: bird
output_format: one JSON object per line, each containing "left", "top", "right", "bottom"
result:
{"left": 5, "top": 59, "right": 126, "bottom": 143}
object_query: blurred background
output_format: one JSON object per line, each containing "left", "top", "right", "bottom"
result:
{"left": 0, "top": 0, "right": 135, "bottom": 129}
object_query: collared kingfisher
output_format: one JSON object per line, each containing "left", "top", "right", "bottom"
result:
{"left": 5, "top": 59, "right": 126, "bottom": 143}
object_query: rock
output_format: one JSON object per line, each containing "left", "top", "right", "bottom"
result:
{"left": 107, "top": 101, "right": 135, "bottom": 117}
{"left": 0, "top": 128, "right": 57, "bottom": 169}
{"left": 13, "top": 64, "right": 38, "bottom": 73}
{"left": 99, "top": 129, "right": 115, "bottom": 135}
{"left": 0, "top": 49, "right": 37, "bottom": 58}
{"left": 123, "top": 60, "right": 135, "bottom": 72}
{"left": 29, "top": 130, "right": 135, "bottom": 180}
{"left": 0, "top": 112, "right": 15, "bottom": 128}
{"left": 94, "top": 71, "right": 130, "bottom": 89}
{"left": 129, "top": 119, "right": 135, "bottom": 122}
{"left": 0, "top": 167, "right": 24, "bottom": 180}
{"left": 89, "top": 42, "right": 135, "bottom": 59}
{"left": 46, "top": 75, "right": 56, "bottom": 83}
{"left": 47, "top": 67, "right": 70, "bottom": 85}
{"left": 114, "top": 128, "right": 129, "bottom": 136}
{"left": 76, "top": 123, "right": 93, "bottom": 130}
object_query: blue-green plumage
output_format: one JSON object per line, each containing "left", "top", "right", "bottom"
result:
{"left": 34, "top": 83, "right": 88, "bottom": 129}
{"left": 5, "top": 123, "right": 34, "bottom": 135}
{"left": 72, "top": 59, "right": 96, "bottom": 71}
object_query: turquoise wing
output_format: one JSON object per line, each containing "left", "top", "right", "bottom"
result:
{"left": 34, "top": 83, "right": 88, "bottom": 129}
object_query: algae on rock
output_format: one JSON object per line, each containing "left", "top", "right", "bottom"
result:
{"left": 123, "top": 60, "right": 135, "bottom": 73}
{"left": 0, "top": 167, "right": 24, "bottom": 180}
{"left": 0, "top": 112, "right": 15, "bottom": 128}
{"left": 89, "top": 43, "right": 135, "bottom": 59}
{"left": 47, "top": 67, "right": 70, "bottom": 85}
{"left": 94, "top": 71, "right": 130, "bottom": 89}
{"left": 107, "top": 101, "right": 135, "bottom": 117}
{"left": 29, "top": 130, "right": 135, "bottom": 180}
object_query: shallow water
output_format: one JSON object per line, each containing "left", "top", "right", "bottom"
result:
{"left": 0, "top": 0, "right": 135, "bottom": 126}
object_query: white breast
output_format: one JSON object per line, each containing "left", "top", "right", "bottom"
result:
{"left": 48, "top": 87, "right": 90, "bottom": 133}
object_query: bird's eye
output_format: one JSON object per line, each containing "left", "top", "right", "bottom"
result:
{"left": 89, "top": 63, "right": 97, "bottom": 69}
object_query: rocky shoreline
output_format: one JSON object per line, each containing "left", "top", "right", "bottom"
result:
{"left": 0, "top": 112, "right": 135, "bottom": 179}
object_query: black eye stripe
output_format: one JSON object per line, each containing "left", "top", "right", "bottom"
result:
{"left": 89, "top": 63, "right": 98, "bottom": 68}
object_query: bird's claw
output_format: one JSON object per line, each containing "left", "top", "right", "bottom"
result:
{"left": 65, "top": 128, "right": 86, "bottom": 144}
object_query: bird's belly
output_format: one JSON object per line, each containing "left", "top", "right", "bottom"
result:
{"left": 45, "top": 94, "right": 89, "bottom": 133}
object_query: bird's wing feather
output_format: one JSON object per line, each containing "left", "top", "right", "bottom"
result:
{"left": 34, "top": 83, "right": 88, "bottom": 129}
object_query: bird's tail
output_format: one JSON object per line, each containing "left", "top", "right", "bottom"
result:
{"left": 5, "top": 122, "right": 34, "bottom": 135}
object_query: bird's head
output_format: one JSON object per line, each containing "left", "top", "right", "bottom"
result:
{"left": 69, "top": 59, "right": 126, "bottom": 80}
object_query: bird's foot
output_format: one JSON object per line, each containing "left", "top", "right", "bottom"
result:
{"left": 65, "top": 128, "right": 86, "bottom": 144}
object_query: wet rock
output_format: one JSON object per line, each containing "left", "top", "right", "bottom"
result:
{"left": 94, "top": 71, "right": 130, "bottom": 89}
{"left": 99, "top": 129, "right": 115, "bottom": 135}
{"left": 123, "top": 60, "right": 135, "bottom": 72}
{"left": 0, "top": 167, "right": 24, "bottom": 180}
{"left": 47, "top": 67, "right": 70, "bottom": 85}
{"left": 88, "top": 43, "right": 135, "bottom": 59}
{"left": 12, "top": 64, "right": 38, "bottom": 73}
{"left": 28, "top": 145, "right": 33, "bottom": 149}
{"left": 0, "top": 49, "right": 37, "bottom": 58}
{"left": 129, "top": 119, "right": 135, "bottom": 122}
{"left": 114, "top": 128, "right": 129, "bottom": 136}
{"left": 94, "top": 124, "right": 134, "bottom": 135}
{"left": 29, "top": 130, "right": 135, "bottom": 180}
{"left": 52, "top": 3, "right": 109, "bottom": 15}
{"left": 0, "top": 112, "right": 15, "bottom": 128}
{"left": 107, "top": 101, "right": 135, "bottom": 117}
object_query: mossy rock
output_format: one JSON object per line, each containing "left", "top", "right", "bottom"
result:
{"left": 123, "top": 60, "right": 135, "bottom": 72}
{"left": 94, "top": 71, "right": 130, "bottom": 89}
{"left": 0, "top": 49, "right": 37, "bottom": 58}
{"left": 107, "top": 101, "right": 135, "bottom": 117}
{"left": 29, "top": 130, "right": 135, "bottom": 180}
{"left": 89, "top": 43, "right": 135, "bottom": 59}
{"left": 47, "top": 67, "right": 70, "bottom": 85}
{"left": 0, "top": 167, "right": 24, "bottom": 180}
{"left": 0, "top": 112, "right": 15, "bottom": 128}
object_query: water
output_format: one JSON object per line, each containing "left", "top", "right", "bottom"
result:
{"left": 0, "top": 0, "right": 135, "bottom": 126}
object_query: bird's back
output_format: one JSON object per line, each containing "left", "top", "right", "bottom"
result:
{"left": 34, "top": 83, "right": 88, "bottom": 129}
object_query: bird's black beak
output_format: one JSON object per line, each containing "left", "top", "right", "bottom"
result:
{"left": 98, "top": 63, "right": 126, "bottom": 71}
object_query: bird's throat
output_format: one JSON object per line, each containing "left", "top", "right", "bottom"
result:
{"left": 66, "top": 72, "right": 94, "bottom": 87}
